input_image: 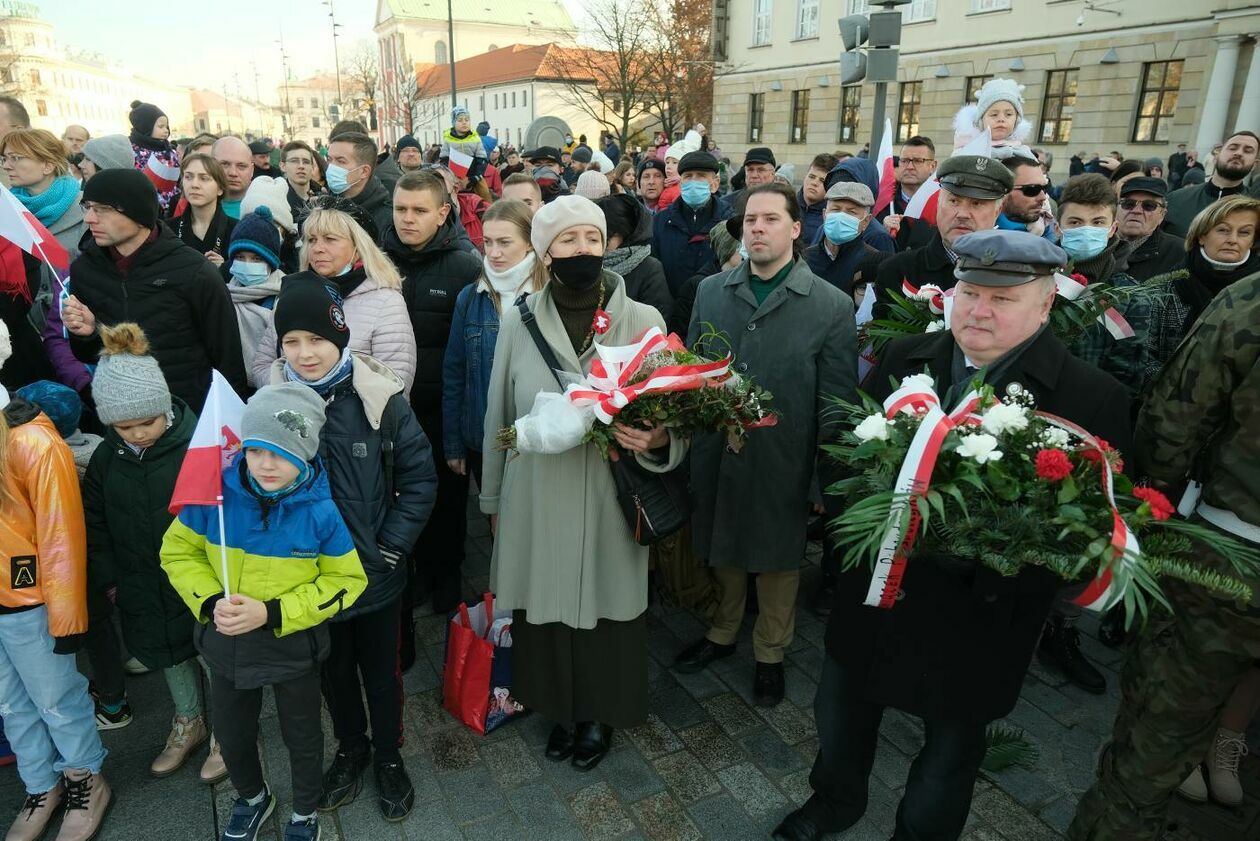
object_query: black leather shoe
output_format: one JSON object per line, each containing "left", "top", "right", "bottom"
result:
{"left": 1098, "top": 605, "right": 1127, "bottom": 649}
{"left": 317, "top": 743, "right": 370, "bottom": 811}
{"left": 673, "top": 638, "right": 736, "bottom": 674}
{"left": 808, "top": 574, "right": 837, "bottom": 618}
{"left": 1038, "top": 617, "right": 1106, "bottom": 694}
{"left": 375, "top": 760, "right": 414, "bottom": 822}
{"left": 772, "top": 807, "right": 825, "bottom": 841}
{"left": 571, "top": 722, "right": 613, "bottom": 771}
{"left": 754, "top": 661, "right": 785, "bottom": 707}
{"left": 545, "top": 724, "right": 575, "bottom": 761}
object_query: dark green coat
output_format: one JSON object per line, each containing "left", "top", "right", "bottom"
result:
{"left": 83, "top": 399, "right": 198, "bottom": 670}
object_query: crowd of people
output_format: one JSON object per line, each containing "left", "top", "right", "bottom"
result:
{"left": 0, "top": 76, "right": 1254, "bottom": 841}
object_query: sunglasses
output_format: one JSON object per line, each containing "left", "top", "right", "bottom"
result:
{"left": 1012, "top": 184, "right": 1047, "bottom": 197}
{"left": 1119, "top": 198, "right": 1165, "bottom": 212}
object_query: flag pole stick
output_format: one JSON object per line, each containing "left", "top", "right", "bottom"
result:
{"left": 212, "top": 374, "right": 231, "bottom": 598}
{"left": 30, "top": 239, "right": 68, "bottom": 297}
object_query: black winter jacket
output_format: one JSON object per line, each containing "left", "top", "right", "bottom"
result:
{"left": 603, "top": 194, "right": 673, "bottom": 324}
{"left": 350, "top": 175, "right": 395, "bottom": 243}
{"left": 385, "top": 219, "right": 481, "bottom": 430}
{"left": 68, "top": 226, "right": 248, "bottom": 413}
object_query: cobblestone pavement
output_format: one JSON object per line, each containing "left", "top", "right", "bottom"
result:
{"left": 0, "top": 504, "right": 1256, "bottom": 840}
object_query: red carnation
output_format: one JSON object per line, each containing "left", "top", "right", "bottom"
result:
{"left": 1071, "top": 272, "right": 1090, "bottom": 286}
{"left": 1035, "top": 449, "right": 1073, "bottom": 481}
{"left": 1133, "top": 486, "right": 1175, "bottom": 521}
{"left": 1080, "top": 438, "right": 1112, "bottom": 464}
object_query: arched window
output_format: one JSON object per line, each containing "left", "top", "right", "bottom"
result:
{"left": 435, "top": 40, "right": 447, "bottom": 64}
{"left": 488, "top": 43, "right": 499, "bottom": 51}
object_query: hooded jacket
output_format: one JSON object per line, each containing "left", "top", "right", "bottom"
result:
{"left": 67, "top": 224, "right": 248, "bottom": 413}
{"left": 823, "top": 158, "right": 896, "bottom": 253}
{"left": 267, "top": 353, "right": 437, "bottom": 618}
{"left": 603, "top": 194, "right": 673, "bottom": 323}
{"left": 383, "top": 219, "right": 482, "bottom": 423}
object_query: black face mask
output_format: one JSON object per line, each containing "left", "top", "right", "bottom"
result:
{"left": 549, "top": 254, "right": 604, "bottom": 290}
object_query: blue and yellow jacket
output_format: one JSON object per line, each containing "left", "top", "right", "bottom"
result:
{"left": 160, "top": 458, "right": 367, "bottom": 688}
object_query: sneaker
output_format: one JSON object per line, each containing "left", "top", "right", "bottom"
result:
{"left": 150, "top": 715, "right": 208, "bottom": 777}
{"left": 375, "top": 761, "right": 414, "bottom": 822}
{"left": 316, "top": 745, "right": 370, "bottom": 811}
{"left": 282, "top": 816, "right": 319, "bottom": 841}
{"left": 93, "top": 698, "right": 131, "bottom": 732}
{"left": 52, "top": 770, "right": 111, "bottom": 841}
{"left": 1177, "top": 765, "right": 1208, "bottom": 803}
{"left": 5, "top": 783, "right": 62, "bottom": 841}
{"left": 1207, "top": 727, "right": 1248, "bottom": 806}
{"left": 1037, "top": 616, "right": 1106, "bottom": 694}
{"left": 200, "top": 736, "right": 228, "bottom": 785}
{"left": 123, "top": 657, "right": 151, "bottom": 676}
{"left": 221, "top": 787, "right": 274, "bottom": 841}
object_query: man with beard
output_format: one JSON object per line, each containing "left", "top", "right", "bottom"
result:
{"left": 1164, "top": 131, "right": 1259, "bottom": 237}
{"left": 997, "top": 156, "right": 1056, "bottom": 240}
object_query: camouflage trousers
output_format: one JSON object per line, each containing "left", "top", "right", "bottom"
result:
{"left": 1068, "top": 581, "right": 1260, "bottom": 841}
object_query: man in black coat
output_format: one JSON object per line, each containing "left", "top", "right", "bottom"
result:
{"left": 871, "top": 155, "right": 1012, "bottom": 319}
{"left": 383, "top": 170, "right": 481, "bottom": 615}
{"left": 1116, "top": 177, "right": 1186, "bottom": 281}
{"left": 596, "top": 193, "right": 673, "bottom": 323}
{"left": 62, "top": 169, "right": 248, "bottom": 413}
{"left": 774, "top": 230, "right": 1132, "bottom": 841}
{"left": 1167, "top": 142, "right": 1188, "bottom": 190}
{"left": 326, "top": 132, "right": 394, "bottom": 242}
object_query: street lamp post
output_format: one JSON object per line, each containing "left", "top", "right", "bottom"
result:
{"left": 447, "top": 0, "right": 457, "bottom": 107}
{"left": 276, "top": 37, "right": 293, "bottom": 135}
{"left": 323, "top": 0, "right": 343, "bottom": 107}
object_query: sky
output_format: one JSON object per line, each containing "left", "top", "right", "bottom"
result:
{"left": 42, "top": 0, "right": 590, "bottom": 103}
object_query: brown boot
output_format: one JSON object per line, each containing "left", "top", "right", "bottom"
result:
{"left": 150, "top": 715, "right": 208, "bottom": 777}
{"left": 5, "top": 783, "right": 62, "bottom": 841}
{"left": 52, "top": 770, "right": 110, "bottom": 841}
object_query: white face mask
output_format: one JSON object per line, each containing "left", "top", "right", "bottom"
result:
{"left": 229, "top": 260, "right": 271, "bottom": 286}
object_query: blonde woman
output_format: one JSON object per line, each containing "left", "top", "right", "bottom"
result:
{"left": 251, "top": 196, "right": 416, "bottom": 390}
{"left": 441, "top": 199, "right": 547, "bottom": 485}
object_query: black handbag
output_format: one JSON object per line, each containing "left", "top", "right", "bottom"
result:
{"left": 517, "top": 300, "right": 691, "bottom": 545}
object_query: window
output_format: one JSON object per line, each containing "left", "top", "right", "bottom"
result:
{"left": 479, "top": 95, "right": 484, "bottom": 110}
{"left": 311, "top": 97, "right": 320, "bottom": 108}
{"left": 435, "top": 40, "right": 447, "bottom": 64}
{"left": 964, "top": 75, "right": 992, "bottom": 104}
{"left": 296, "top": 97, "right": 304, "bottom": 108}
{"left": 511, "top": 91, "right": 516, "bottom": 107}
{"left": 748, "top": 92, "right": 765, "bottom": 142}
{"left": 752, "top": 0, "right": 772, "bottom": 46}
{"left": 895, "top": 81, "right": 922, "bottom": 143}
{"left": 35, "top": 99, "right": 45, "bottom": 116}
{"left": 795, "top": 0, "right": 819, "bottom": 39}
{"left": 847, "top": 0, "right": 934, "bottom": 21}
{"left": 969, "top": 0, "right": 1011, "bottom": 11}
{"left": 838, "top": 85, "right": 861, "bottom": 143}
{"left": 494, "top": 93, "right": 499, "bottom": 109}
{"left": 789, "top": 89, "right": 810, "bottom": 143}
{"left": 0, "top": 32, "right": 6, "bottom": 46}
{"left": 1039, "top": 68, "right": 1079, "bottom": 143}
{"left": 28, "top": 69, "right": 39, "bottom": 86}
{"left": 23, "top": 32, "right": 33, "bottom": 46}
{"left": 522, "top": 89, "right": 527, "bottom": 106}
{"left": 312, "top": 116, "right": 321, "bottom": 127}
{"left": 1133, "top": 60, "right": 1183, "bottom": 143}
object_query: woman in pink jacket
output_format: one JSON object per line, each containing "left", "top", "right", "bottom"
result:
{"left": 251, "top": 197, "right": 417, "bottom": 391}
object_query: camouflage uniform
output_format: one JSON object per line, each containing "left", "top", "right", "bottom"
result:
{"left": 1068, "top": 272, "right": 1260, "bottom": 841}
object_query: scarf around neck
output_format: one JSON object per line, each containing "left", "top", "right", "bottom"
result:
{"left": 129, "top": 131, "right": 172, "bottom": 153}
{"left": 1177, "top": 247, "right": 1260, "bottom": 329}
{"left": 603, "top": 244, "right": 651, "bottom": 279}
{"left": 13, "top": 176, "right": 79, "bottom": 227}
{"left": 285, "top": 346, "right": 354, "bottom": 396}
{"left": 481, "top": 253, "right": 536, "bottom": 309}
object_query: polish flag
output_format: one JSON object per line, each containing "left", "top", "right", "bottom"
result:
{"left": 447, "top": 149, "right": 474, "bottom": 179}
{"left": 904, "top": 129, "right": 994, "bottom": 222}
{"left": 143, "top": 154, "right": 181, "bottom": 195}
{"left": 0, "top": 183, "right": 70, "bottom": 278}
{"left": 168, "top": 371, "right": 246, "bottom": 515}
{"left": 873, "top": 119, "right": 896, "bottom": 215}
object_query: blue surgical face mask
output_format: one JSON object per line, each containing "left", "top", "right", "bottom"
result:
{"left": 230, "top": 259, "right": 271, "bottom": 286}
{"left": 337, "top": 262, "right": 354, "bottom": 276}
{"left": 1060, "top": 225, "right": 1110, "bottom": 261}
{"left": 680, "top": 180, "right": 712, "bottom": 209}
{"left": 325, "top": 164, "right": 356, "bottom": 195}
{"left": 823, "top": 211, "right": 861, "bottom": 245}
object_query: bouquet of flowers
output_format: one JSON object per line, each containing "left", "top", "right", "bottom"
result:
{"left": 862, "top": 274, "right": 1169, "bottom": 357}
{"left": 826, "top": 374, "right": 1260, "bottom": 622}
{"left": 497, "top": 326, "right": 777, "bottom": 457}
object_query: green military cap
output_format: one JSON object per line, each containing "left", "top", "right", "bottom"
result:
{"left": 952, "top": 230, "right": 1068, "bottom": 287}
{"left": 936, "top": 154, "right": 1014, "bottom": 200}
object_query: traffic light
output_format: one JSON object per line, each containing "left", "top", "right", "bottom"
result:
{"left": 838, "top": 1, "right": 907, "bottom": 84}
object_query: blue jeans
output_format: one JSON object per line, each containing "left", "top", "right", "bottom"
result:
{"left": 0, "top": 607, "right": 107, "bottom": 793}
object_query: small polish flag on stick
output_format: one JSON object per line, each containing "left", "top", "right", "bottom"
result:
{"left": 873, "top": 119, "right": 896, "bottom": 215}
{"left": 903, "top": 129, "right": 994, "bottom": 222}
{"left": 0, "top": 183, "right": 70, "bottom": 292}
{"left": 143, "top": 155, "right": 181, "bottom": 195}
{"left": 447, "top": 149, "right": 474, "bottom": 179}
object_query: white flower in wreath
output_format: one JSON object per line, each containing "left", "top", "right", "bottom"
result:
{"left": 980, "top": 402, "right": 1030, "bottom": 435}
{"left": 1041, "top": 427, "right": 1072, "bottom": 448}
{"left": 956, "top": 433, "right": 1003, "bottom": 464}
{"left": 854, "top": 413, "right": 893, "bottom": 442}
{"left": 899, "top": 373, "right": 936, "bottom": 392}
{"left": 912, "top": 283, "right": 944, "bottom": 302}
{"left": 925, "top": 319, "right": 947, "bottom": 333}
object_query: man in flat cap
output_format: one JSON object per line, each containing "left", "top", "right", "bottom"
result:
{"left": 804, "top": 180, "right": 890, "bottom": 296}
{"left": 1116, "top": 176, "right": 1186, "bottom": 282}
{"left": 872, "top": 154, "right": 1013, "bottom": 318}
{"left": 652, "top": 150, "right": 725, "bottom": 295}
{"left": 774, "top": 229, "right": 1132, "bottom": 841}
{"left": 249, "top": 139, "right": 281, "bottom": 180}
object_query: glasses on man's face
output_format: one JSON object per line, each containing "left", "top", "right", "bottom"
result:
{"left": 284, "top": 157, "right": 314, "bottom": 167}
{"left": 1120, "top": 198, "right": 1164, "bottom": 213}
{"left": 81, "top": 201, "right": 121, "bottom": 216}
{"left": 900, "top": 157, "right": 934, "bottom": 166}
{"left": 1012, "top": 184, "right": 1047, "bottom": 197}
{"left": 1, "top": 154, "right": 28, "bottom": 166}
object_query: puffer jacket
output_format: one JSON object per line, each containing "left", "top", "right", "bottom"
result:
{"left": 251, "top": 269, "right": 417, "bottom": 392}
{"left": 83, "top": 398, "right": 197, "bottom": 670}
{"left": 383, "top": 220, "right": 481, "bottom": 426}
{"left": 0, "top": 400, "right": 87, "bottom": 641}
{"left": 267, "top": 353, "right": 437, "bottom": 618}
{"left": 160, "top": 458, "right": 366, "bottom": 689}
{"left": 67, "top": 225, "right": 248, "bottom": 413}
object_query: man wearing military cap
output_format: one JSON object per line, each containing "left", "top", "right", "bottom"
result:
{"left": 804, "top": 181, "right": 891, "bottom": 296}
{"left": 774, "top": 229, "right": 1132, "bottom": 841}
{"left": 872, "top": 154, "right": 1013, "bottom": 319}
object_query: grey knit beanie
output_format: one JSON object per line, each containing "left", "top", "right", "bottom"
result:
{"left": 91, "top": 323, "right": 172, "bottom": 425}
{"left": 82, "top": 134, "right": 136, "bottom": 172}
{"left": 240, "top": 383, "right": 327, "bottom": 468}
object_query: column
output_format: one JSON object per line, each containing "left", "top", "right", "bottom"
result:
{"left": 1234, "top": 38, "right": 1260, "bottom": 132}
{"left": 1195, "top": 35, "right": 1243, "bottom": 156}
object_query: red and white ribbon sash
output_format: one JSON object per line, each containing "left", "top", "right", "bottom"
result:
{"left": 565, "top": 326, "right": 730, "bottom": 425}
{"left": 1053, "top": 272, "right": 1135, "bottom": 340}
{"left": 144, "top": 155, "right": 180, "bottom": 194}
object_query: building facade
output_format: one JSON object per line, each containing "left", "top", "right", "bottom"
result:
{"left": 189, "top": 89, "right": 284, "bottom": 143}
{"left": 277, "top": 74, "right": 342, "bottom": 148}
{"left": 711, "top": 0, "right": 1260, "bottom": 179}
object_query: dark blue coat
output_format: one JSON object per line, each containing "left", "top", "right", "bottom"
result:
{"left": 805, "top": 240, "right": 888, "bottom": 296}
{"left": 652, "top": 196, "right": 724, "bottom": 296}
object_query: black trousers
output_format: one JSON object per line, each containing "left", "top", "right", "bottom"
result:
{"left": 806, "top": 655, "right": 986, "bottom": 841}
{"left": 467, "top": 449, "right": 483, "bottom": 492}
{"left": 211, "top": 667, "right": 323, "bottom": 815}
{"left": 83, "top": 583, "right": 126, "bottom": 705}
{"left": 321, "top": 600, "right": 404, "bottom": 763}
{"left": 412, "top": 411, "right": 469, "bottom": 604}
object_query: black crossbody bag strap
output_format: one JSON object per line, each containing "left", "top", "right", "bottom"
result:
{"left": 517, "top": 299, "right": 566, "bottom": 389}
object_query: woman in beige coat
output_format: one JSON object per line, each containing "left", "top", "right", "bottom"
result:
{"left": 480, "top": 196, "right": 687, "bottom": 771}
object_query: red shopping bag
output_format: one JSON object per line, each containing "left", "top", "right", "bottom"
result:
{"left": 442, "top": 592, "right": 522, "bottom": 734}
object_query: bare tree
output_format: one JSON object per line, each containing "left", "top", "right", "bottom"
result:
{"left": 644, "top": 0, "right": 713, "bottom": 139}
{"left": 346, "top": 41, "right": 380, "bottom": 128}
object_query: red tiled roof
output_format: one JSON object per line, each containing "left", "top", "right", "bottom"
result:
{"left": 414, "top": 43, "right": 601, "bottom": 95}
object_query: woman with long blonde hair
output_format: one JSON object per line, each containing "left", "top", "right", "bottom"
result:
{"left": 441, "top": 199, "right": 547, "bottom": 486}
{"left": 250, "top": 196, "right": 416, "bottom": 390}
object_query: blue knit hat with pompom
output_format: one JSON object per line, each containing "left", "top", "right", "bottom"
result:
{"left": 227, "top": 207, "right": 282, "bottom": 270}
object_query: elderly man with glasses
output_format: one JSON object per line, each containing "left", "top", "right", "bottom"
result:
{"left": 998, "top": 155, "right": 1057, "bottom": 240}
{"left": 1116, "top": 176, "right": 1186, "bottom": 281}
